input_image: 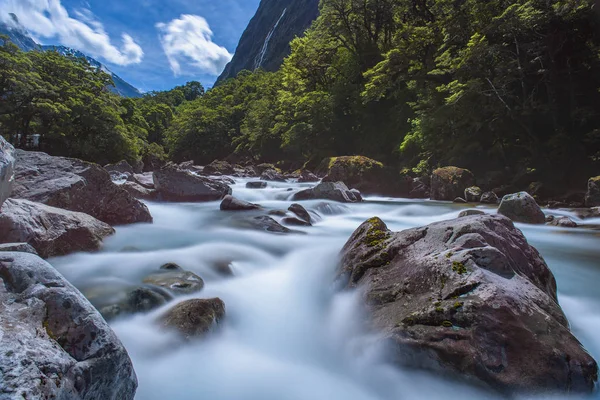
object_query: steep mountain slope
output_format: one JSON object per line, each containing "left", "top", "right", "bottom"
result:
{"left": 0, "top": 17, "right": 142, "bottom": 98}
{"left": 216, "top": 0, "right": 319, "bottom": 84}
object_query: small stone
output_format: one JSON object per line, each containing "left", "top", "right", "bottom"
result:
{"left": 159, "top": 298, "right": 226, "bottom": 339}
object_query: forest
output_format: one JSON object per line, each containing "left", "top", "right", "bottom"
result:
{"left": 2, "top": 0, "right": 599, "bottom": 194}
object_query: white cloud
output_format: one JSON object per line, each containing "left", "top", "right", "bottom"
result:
{"left": 156, "top": 14, "right": 232, "bottom": 76}
{"left": 0, "top": 0, "right": 143, "bottom": 66}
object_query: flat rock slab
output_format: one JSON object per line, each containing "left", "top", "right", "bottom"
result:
{"left": 0, "top": 252, "right": 137, "bottom": 399}
{"left": 0, "top": 199, "right": 115, "bottom": 258}
{"left": 338, "top": 214, "right": 597, "bottom": 395}
{"left": 13, "top": 150, "right": 152, "bottom": 225}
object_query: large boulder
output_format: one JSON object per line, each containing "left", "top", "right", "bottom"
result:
{"left": 585, "top": 176, "right": 600, "bottom": 207}
{"left": 220, "top": 195, "right": 260, "bottom": 211}
{"left": 260, "top": 168, "right": 286, "bottom": 182}
{"left": 159, "top": 298, "right": 225, "bottom": 339}
{"left": 0, "top": 135, "right": 15, "bottom": 208}
{"left": 498, "top": 192, "right": 545, "bottom": 224}
{"left": 13, "top": 150, "right": 152, "bottom": 225}
{"left": 430, "top": 167, "right": 475, "bottom": 201}
{"left": 298, "top": 170, "right": 319, "bottom": 183}
{"left": 464, "top": 186, "right": 482, "bottom": 202}
{"left": 122, "top": 181, "right": 158, "bottom": 201}
{"left": 132, "top": 172, "right": 155, "bottom": 189}
{"left": 320, "top": 156, "right": 396, "bottom": 195}
{"left": 0, "top": 252, "right": 137, "bottom": 399}
{"left": 293, "top": 182, "right": 362, "bottom": 203}
{"left": 338, "top": 215, "right": 597, "bottom": 395}
{"left": 0, "top": 199, "right": 115, "bottom": 258}
{"left": 153, "top": 163, "right": 232, "bottom": 202}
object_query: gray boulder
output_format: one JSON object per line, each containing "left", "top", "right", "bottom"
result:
{"left": 288, "top": 203, "right": 311, "bottom": 224}
{"left": 220, "top": 195, "right": 260, "bottom": 211}
{"left": 282, "top": 217, "right": 311, "bottom": 227}
{"left": 464, "top": 186, "right": 482, "bottom": 202}
{"left": 0, "top": 199, "right": 115, "bottom": 258}
{"left": 240, "top": 216, "right": 293, "bottom": 234}
{"left": 546, "top": 215, "right": 578, "bottom": 228}
{"left": 260, "top": 169, "right": 286, "bottom": 182}
{"left": 122, "top": 181, "right": 158, "bottom": 201}
{"left": 0, "top": 252, "right": 137, "bottom": 399}
{"left": 0, "top": 135, "right": 15, "bottom": 208}
{"left": 13, "top": 150, "right": 152, "bottom": 225}
{"left": 153, "top": 163, "right": 231, "bottom": 202}
{"left": 298, "top": 170, "right": 319, "bottom": 183}
{"left": 293, "top": 182, "right": 362, "bottom": 203}
{"left": 480, "top": 191, "right": 499, "bottom": 204}
{"left": 133, "top": 172, "right": 155, "bottom": 189}
{"left": 338, "top": 215, "right": 597, "bottom": 395}
{"left": 0, "top": 242, "right": 38, "bottom": 254}
{"left": 498, "top": 192, "right": 545, "bottom": 224}
{"left": 203, "top": 160, "right": 235, "bottom": 175}
{"left": 585, "top": 176, "right": 600, "bottom": 207}
{"left": 159, "top": 298, "right": 225, "bottom": 339}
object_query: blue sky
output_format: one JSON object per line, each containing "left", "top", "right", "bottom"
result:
{"left": 0, "top": 0, "right": 262, "bottom": 91}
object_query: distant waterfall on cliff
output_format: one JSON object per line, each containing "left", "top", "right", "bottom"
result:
{"left": 254, "top": 8, "right": 287, "bottom": 70}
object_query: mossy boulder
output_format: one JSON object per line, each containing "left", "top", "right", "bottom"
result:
{"left": 319, "top": 156, "right": 400, "bottom": 195}
{"left": 430, "top": 167, "right": 475, "bottom": 201}
{"left": 464, "top": 186, "right": 482, "bottom": 202}
{"left": 159, "top": 298, "right": 225, "bottom": 339}
{"left": 202, "top": 160, "right": 235, "bottom": 175}
{"left": 338, "top": 215, "right": 597, "bottom": 395}
{"left": 585, "top": 176, "right": 600, "bottom": 207}
{"left": 498, "top": 192, "right": 545, "bottom": 224}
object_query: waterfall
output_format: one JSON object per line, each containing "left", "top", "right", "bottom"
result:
{"left": 254, "top": 8, "right": 287, "bottom": 70}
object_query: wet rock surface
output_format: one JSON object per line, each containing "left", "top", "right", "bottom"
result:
{"left": 220, "top": 195, "right": 261, "bottom": 211}
{"left": 498, "top": 192, "right": 545, "bottom": 224}
{"left": 153, "top": 163, "right": 232, "bottom": 202}
{"left": 12, "top": 150, "right": 152, "bottom": 225}
{"left": 0, "top": 199, "right": 115, "bottom": 258}
{"left": 338, "top": 214, "right": 598, "bottom": 395}
{"left": 0, "top": 252, "right": 137, "bottom": 399}
{"left": 159, "top": 298, "right": 226, "bottom": 339}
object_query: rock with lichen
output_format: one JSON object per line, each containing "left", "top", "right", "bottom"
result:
{"left": 430, "top": 166, "right": 475, "bottom": 201}
{"left": 337, "top": 214, "right": 597, "bottom": 395}
{"left": 159, "top": 298, "right": 225, "bottom": 339}
{"left": 0, "top": 252, "right": 137, "bottom": 399}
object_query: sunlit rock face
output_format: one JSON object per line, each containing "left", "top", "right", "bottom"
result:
{"left": 216, "top": 0, "right": 319, "bottom": 84}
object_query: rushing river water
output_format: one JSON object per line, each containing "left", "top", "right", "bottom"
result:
{"left": 50, "top": 177, "right": 600, "bottom": 400}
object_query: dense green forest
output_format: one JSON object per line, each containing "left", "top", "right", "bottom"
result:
{"left": 2, "top": 0, "right": 600, "bottom": 192}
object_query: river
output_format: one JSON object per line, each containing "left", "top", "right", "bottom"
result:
{"left": 50, "top": 177, "right": 600, "bottom": 400}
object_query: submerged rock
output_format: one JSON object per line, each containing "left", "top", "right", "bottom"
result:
{"left": 220, "top": 195, "right": 261, "bottom": 211}
{"left": 338, "top": 215, "right": 597, "bottom": 395}
{"left": 430, "top": 166, "right": 475, "bottom": 201}
{"left": 546, "top": 215, "right": 578, "bottom": 228}
{"left": 282, "top": 217, "right": 311, "bottom": 227}
{"left": 159, "top": 298, "right": 226, "bottom": 339}
{"left": 585, "top": 176, "right": 600, "bottom": 207}
{"left": 13, "top": 150, "right": 152, "bottom": 225}
{"left": 0, "top": 252, "right": 137, "bottom": 399}
{"left": 0, "top": 135, "right": 15, "bottom": 208}
{"left": 0, "top": 199, "right": 115, "bottom": 258}
{"left": 84, "top": 281, "right": 172, "bottom": 321}
{"left": 246, "top": 181, "right": 267, "bottom": 189}
{"left": 498, "top": 192, "right": 545, "bottom": 224}
{"left": 245, "top": 216, "right": 293, "bottom": 234}
{"left": 142, "top": 264, "right": 204, "bottom": 294}
{"left": 153, "top": 163, "right": 232, "bottom": 202}
{"left": 288, "top": 203, "right": 311, "bottom": 224}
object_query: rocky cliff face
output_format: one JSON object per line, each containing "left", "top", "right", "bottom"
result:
{"left": 216, "top": 0, "right": 319, "bottom": 84}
